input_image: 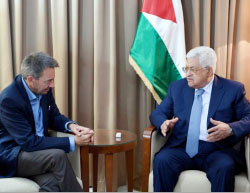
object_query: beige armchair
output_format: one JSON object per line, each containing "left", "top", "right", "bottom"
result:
{"left": 0, "top": 131, "right": 82, "bottom": 192}
{"left": 141, "top": 126, "right": 250, "bottom": 192}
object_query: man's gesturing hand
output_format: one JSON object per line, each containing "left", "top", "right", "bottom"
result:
{"left": 160, "top": 117, "right": 179, "bottom": 136}
{"left": 207, "top": 118, "right": 232, "bottom": 142}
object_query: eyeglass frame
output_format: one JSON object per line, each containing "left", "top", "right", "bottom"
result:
{"left": 182, "top": 66, "right": 209, "bottom": 74}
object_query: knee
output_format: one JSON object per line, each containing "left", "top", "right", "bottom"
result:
{"left": 206, "top": 152, "right": 235, "bottom": 174}
{"left": 154, "top": 152, "right": 172, "bottom": 170}
{"left": 49, "top": 149, "right": 67, "bottom": 165}
{"left": 53, "top": 149, "right": 67, "bottom": 159}
{"left": 210, "top": 159, "right": 235, "bottom": 176}
{"left": 218, "top": 160, "right": 234, "bottom": 173}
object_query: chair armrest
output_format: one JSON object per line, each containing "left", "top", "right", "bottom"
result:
{"left": 48, "top": 130, "right": 81, "bottom": 178}
{"left": 141, "top": 126, "right": 170, "bottom": 191}
{"left": 245, "top": 135, "right": 250, "bottom": 182}
{"left": 141, "top": 126, "right": 156, "bottom": 192}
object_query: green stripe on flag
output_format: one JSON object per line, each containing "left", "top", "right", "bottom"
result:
{"left": 129, "top": 14, "right": 181, "bottom": 102}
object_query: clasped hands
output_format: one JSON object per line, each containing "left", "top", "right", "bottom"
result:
{"left": 69, "top": 123, "right": 94, "bottom": 146}
{"left": 160, "top": 117, "right": 232, "bottom": 142}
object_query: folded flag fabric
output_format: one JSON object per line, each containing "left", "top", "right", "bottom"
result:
{"left": 129, "top": 0, "right": 186, "bottom": 104}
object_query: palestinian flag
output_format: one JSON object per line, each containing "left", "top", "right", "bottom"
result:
{"left": 129, "top": 0, "right": 186, "bottom": 104}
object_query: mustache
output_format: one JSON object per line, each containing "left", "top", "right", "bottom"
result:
{"left": 187, "top": 75, "right": 194, "bottom": 80}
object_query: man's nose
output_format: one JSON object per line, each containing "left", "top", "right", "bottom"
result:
{"left": 49, "top": 80, "right": 54, "bottom": 88}
{"left": 186, "top": 70, "right": 192, "bottom": 75}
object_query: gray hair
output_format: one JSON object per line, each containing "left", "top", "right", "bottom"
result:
{"left": 186, "top": 46, "right": 217, "bottom": 73}
{"left": 21, "top": 52, "right": 59, "bottom": 79}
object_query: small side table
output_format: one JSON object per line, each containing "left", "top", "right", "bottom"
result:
{"left": 80, "top": 129, "right": 137, "bottom": 192}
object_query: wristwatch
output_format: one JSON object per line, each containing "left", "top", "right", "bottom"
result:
{"left": 229, "top": 127, "right": 234, "bottom": 136}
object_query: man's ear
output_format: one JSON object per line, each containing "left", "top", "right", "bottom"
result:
{"left": 26, "top": 75, "right": 33, "bottom": 84}
{"left": 207, "top": 67, "right": 213, "bottom": 76}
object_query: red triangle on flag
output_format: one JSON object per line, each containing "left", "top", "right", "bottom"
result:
{"left": 141, "top": 0, "right": 177, "bottom": 23}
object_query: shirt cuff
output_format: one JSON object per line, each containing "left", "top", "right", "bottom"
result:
{"left": 69, "top": 136, "right": 75, "bottom": 152}
{"left": 65, "top": 121, "right": 77, "bottom": 132}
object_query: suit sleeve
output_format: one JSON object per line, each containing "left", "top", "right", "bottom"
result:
{"left": 228, "top": 84, "right": 250, "bottom": 139}
{"left": 150, "top": 84, "right": 174, "bottom": 130}
{"left": 46, "top": 91, "right": 72, "bottom": 132}
{"left": 0, "top": 97, "right": 70, "bottom": 153}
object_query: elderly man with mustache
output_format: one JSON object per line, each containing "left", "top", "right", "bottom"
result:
{"left": 150, "top": 46, "right": 250, "bottom": 192}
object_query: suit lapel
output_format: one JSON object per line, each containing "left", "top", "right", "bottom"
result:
{"left": 40, "top": 96, "right": 48, "bottom": 135}
{"left": 207, "top": 75, "right": 225, "bottom": 126}
{"left": 15, "top": 75, "right": 36, "bottom": 130}
{"left": 183, "top": 82, "right": 195, "bottom": 124}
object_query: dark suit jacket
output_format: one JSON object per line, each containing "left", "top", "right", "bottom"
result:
{"left": 0, "top": 75, "right": 72, "bottom": 177}
{"left": 150, "top": 75, "right": 250, "bottom": 155}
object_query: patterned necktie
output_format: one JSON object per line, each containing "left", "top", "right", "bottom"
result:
{"left": 186, "top": 88, "right": 205, "bottom": 158}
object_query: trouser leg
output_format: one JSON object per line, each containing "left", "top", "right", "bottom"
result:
{"left": 204, "top": 151, "right": 235, "bottom": 192}
{"left": 16, "top": 149, "right": 82, "bottom": 192}
{"left": 31, "top": 173, "right": 60, "bottom": 192}
{"left": 153, "top": 147, "right": 194, "bottom": 192}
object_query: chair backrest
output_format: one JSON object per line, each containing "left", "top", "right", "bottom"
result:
{"left": 245, "top": 136, "right": 250, "bottom": 180}
{"left": 67, "top": 146, "right": 81, "bottom": 178}
{"left": 150, "top": 130, "right": 169, "bottom": 171}
{"left": 48, "top": 130, "right": 81, "bottom": 178}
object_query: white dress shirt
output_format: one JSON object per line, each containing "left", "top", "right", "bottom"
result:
{"left": 197, "top": 76, "right": 214, "bottom": 141}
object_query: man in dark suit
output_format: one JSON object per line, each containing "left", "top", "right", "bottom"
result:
{"left": 0, "top": 52, "right": 94, "bottom": 191}
{"left": 150, "top": 46, "right": 250, "bottom": 192}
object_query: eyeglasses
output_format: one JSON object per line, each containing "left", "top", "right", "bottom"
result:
{"left": 182, "top": 66, "right": 208, "bottom": 73}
